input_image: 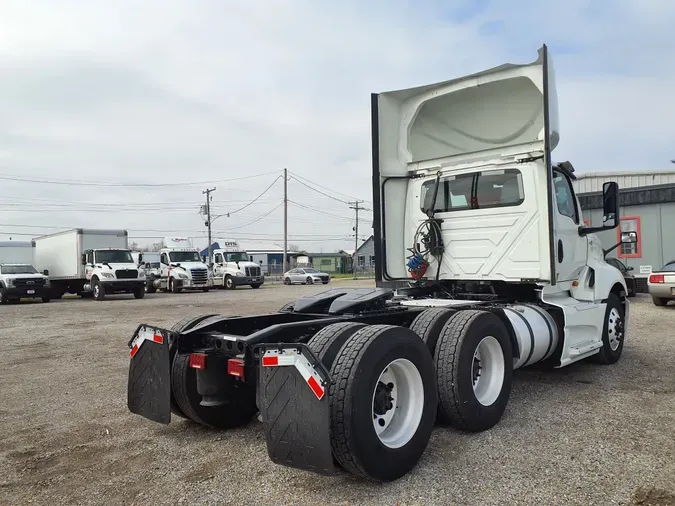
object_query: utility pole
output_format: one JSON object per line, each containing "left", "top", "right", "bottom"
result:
{"left": 203, "top": 187, "right": 216, "bottom": 264}
{"left": 283, "top": 168, "right": 288, "bottom": 274}
{"left": 349, "top": 200, "right": 366, "bottom": 279}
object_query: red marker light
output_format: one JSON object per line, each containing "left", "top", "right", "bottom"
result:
{"left": 189, "top": 353, "right": 207, "bottom": 370}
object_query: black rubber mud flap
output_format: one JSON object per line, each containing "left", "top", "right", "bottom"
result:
{"left": 257, "top": 343, "right": 335, "bottom": 476}
{"left": 127, "top": 325, "right": 172, "bottom": 424}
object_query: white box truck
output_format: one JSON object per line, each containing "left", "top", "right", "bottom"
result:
{"left": 0, "top": 241, "right": 51, "bottom": 304}
{"left": 34, "top": 229, "right": 146, "bottom": 301}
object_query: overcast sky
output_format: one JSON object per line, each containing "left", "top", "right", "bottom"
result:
{"left": 0, "top": 0, "right": 673, "bottom": 251}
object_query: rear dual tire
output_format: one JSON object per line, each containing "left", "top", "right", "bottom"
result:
{"left": 411, "top": 308, "right": 513, "bottom": 433}
{"left": 168, "top": 314, "right": 258, "bottom": 428}
{"left": 308, "top": 323, "right": 438, "bottom": 482}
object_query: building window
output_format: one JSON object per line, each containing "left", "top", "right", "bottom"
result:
{"left": 369, "top": 255, "right": 375, "bottom": 265}
{"left": 618, "top": 216, "right": 641, "bottom": 258}
{"left": 358, "top": 255, "right": 365, "bottom": 266}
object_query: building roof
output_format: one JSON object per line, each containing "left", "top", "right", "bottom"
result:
{"left": 355, "top": 236, "right": 374, "bottom": 255}
{"left": 573, "top": 169, "right": 675, "bottom": 194}
{"left": 304, "top": 252, "right": 352, "bottom": 258}
{"left": 237, "top": 241, "right": 301, "bottom": 255}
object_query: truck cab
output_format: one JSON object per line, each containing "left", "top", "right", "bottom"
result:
{"left": 157, "top": 238, "right": 212, "bottom": 293}
{"left": 211, "top": 241, "right": 263, "bottom": 289}
{"left": 82, "top": 248, "right": 146, "bottom": 301}
{"left": 0, "top": 263, "right": 51, "bottom": 304}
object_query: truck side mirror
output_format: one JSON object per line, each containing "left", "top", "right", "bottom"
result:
{"left": 138, "top": 253, "right": 143, "bottom": 263}
{"left": 580, "top": 181, "right": 621, "bottom": 236}
{"left": 601, "top": 181, "right": 619, "bottom": 228}
{"left": 43, "top": 269, "right": 49, "bottom": 276}
{"left": 81, "top": 253, "right": 87, "bottom": 265}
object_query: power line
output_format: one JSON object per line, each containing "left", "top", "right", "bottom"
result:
{"left": 0, "top": 222, "right": 354, "bottom": 237}
{"left": 288, "top": 176, "right": 350, "bottom": 204}
{"left": 216, "top": 203, "right": 284, "bottom": 231}
{"left": 0, "top": 170, "right": 282, "bottom": 188}
{"left": 290, "top": 171, "right": 372, "bottom": 203}
{"left": 215, "top": 175, "right": 282, "bottom": 217}
{"left": 288, "top": 200, "right": 354, "bottom": 221}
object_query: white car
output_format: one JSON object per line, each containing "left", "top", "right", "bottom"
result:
{"left": 283, "top": 268, "right": 331, "bottom": 285}
{"left": 648, "top": 260, "right": 675, "bottom": 306}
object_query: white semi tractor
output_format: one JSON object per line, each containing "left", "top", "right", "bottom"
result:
{"left": 147, "top": 237, "right": 212, "bottom": 293}
{"left": 210, "top": 240, "right": 264, "bottom": 290}
{"left": 34, "top": 229, "right": 146, "bottom": 301}
{"left": 126, "top": 45, "right": 637, "bottom": 482}
{"left": 0, "top": 241, "right": 51, "bottom": 304}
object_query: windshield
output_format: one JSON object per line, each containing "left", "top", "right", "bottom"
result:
{"left": 661, "top": 261, "right": 675, "bottom": 272}
{"left": 1, "top": 264, "right": 38, "bottom": 275}
{"left": 170, "top": 251, "right": 201, "bottom": 263}
{"left": 225, "top": 252, "right": 248, "bottom": 262}
{"left": 304, "top": 268, "right": 318, "bottom": 273}
{"left": 96, "top": 250, "right": 133, "bottom": 263}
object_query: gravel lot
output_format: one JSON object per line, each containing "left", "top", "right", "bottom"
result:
{"left": 1, "top": 282, "right": 674, "bottom": 506}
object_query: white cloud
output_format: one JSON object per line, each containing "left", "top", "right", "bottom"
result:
{"left": 0, "top": 0, "right": 673, "bottom": 248}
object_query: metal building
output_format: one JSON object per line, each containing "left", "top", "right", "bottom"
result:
{"left": 573, "top": 169, "right": 675, "bottom": 279}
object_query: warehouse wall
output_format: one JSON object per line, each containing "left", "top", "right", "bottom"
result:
{"left": 583, "top": 203, "right": 675, "bottom": 272}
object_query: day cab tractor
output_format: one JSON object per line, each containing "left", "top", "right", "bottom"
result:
{"left": 126, "top": 45, "right": 638, "bottom": 482}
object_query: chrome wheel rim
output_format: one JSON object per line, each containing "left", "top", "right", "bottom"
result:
{"left": 607, "top": 307, "right": 623, "bottom": 351}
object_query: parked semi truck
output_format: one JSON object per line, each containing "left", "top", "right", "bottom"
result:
{"left": 137, "top": 252, "right": 162, "bottom": 293}
{"left": 126, "top": 45, "right": 637, "bottom": 482}
{"left": 34, "top": 229, "right": 146, "bottom": 301}
{"left": 210, "top": 240, "right": 263, "bottom": 289}
{"left": 0, "top": 241, "right": 51, "bottom": 304}
{"left": 148, "top": 238, "right": 212, "bottom": 293}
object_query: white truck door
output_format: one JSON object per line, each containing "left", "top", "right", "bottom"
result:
{"left": 160, "top": 252, "right": 170, "bottom": 277}
{"left": 552, "top": 168, "right": 587, "bottom": 283}
{"left": 214, "top": 253, "right": 225, "bottom": 281}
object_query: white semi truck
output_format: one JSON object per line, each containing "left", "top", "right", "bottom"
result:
{"left": 126, "top": 45, "right": 637, "bottom": 482}
{"left": 0, "top": 241, "right": 51, "bottom": 304}
{"left": 210, "top": 240, "right": 264, "bottom": 289}
{"left": 149, "top": 237, "right": 212, "bottom": 293}
{"left": 34, "top": 229, "right": 146, "bottom": 301}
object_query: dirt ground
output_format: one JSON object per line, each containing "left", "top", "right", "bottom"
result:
{"left": 1, "top": 281, "right": 674, "bottom": 506}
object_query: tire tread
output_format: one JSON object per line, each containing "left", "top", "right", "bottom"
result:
{"left": 329, "top": 324, "right": 394, "bottom": 478}
{"left": 434, "top": 310, "right": 484, "bottom": 429}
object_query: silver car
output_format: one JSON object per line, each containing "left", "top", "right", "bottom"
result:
{"left": 283, "top": 268, "right": 331, "bottom": 285}
{"left": 648, "top": 260, "right": 675, "bottom": 306}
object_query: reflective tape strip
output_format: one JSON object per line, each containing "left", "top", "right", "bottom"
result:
{"left": 129, "top": 328, "right": 163, "bottom": 358}
{"left": 262, "top": 349, "right": 325, "bottom": 400}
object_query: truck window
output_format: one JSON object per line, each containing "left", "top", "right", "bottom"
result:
{"left": 86, "top": 251, "right": 94, "bottom": 264}
{"left": 215, "top": 253, "right": 223, "bottom": 264}
{"left": 96, "top": 250, "right": 133, "bottom": 264}
{"left": 421, "top": 169, "right": 524, "bottom": 213}
{"left": 225, "top": 252, "right": 248, "bottom": 262}
{"left": 160, "top": 253, "right": 169, "bottom": 265}
{"left": 553, "top": 170, "right": 579, "bottom": 224}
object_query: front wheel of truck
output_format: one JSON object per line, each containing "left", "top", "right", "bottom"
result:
{"left": 133, "top": 285, "right": 145, "bottom": 299}
{"left": 92, "top": 279, "right": 105, "bottom": 301}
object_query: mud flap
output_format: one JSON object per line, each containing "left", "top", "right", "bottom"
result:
{"left": 257, "top": 344, "right": 335, "bottom": 476}
{"left": 127, "top": 325, "right": 172, "bottom": 424}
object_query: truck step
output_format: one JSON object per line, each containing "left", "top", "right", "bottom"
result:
{"left": 569, "top": 341, "right": 603, "bottom": 356}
